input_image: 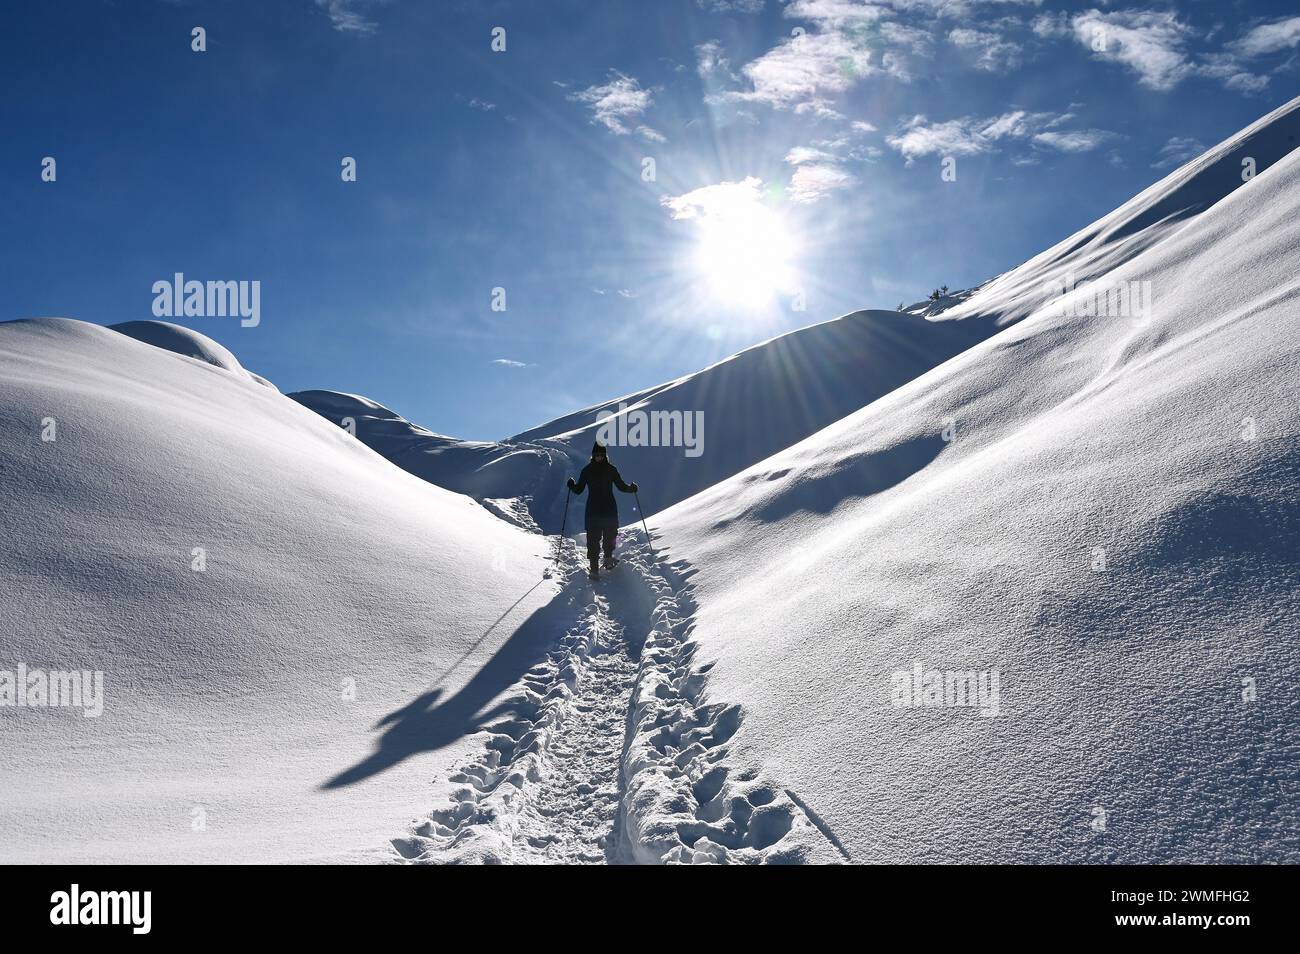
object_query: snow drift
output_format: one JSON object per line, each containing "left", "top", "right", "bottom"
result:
{"left": 647, "top": 96, "right": 1300, "bottom": 862}
{"left": 0, "top": 319, "right": 553, "bottom": 863}
{"left": 110, "top": 319, "right": 276, "bottom": 388}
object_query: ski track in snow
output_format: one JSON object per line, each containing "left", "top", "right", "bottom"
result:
{"left": 391, "top": 530, "right": 844, "bottom": 865}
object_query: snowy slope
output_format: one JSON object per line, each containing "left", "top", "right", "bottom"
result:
{"left": 111, "top": 319, "right": 277, "bottom": 388}
{"left": 297, "top": 94, "right": 1300, "bottom": 543}
{"left": 5, "top": 95, "right": 1296, "bottom": 867}
{"left": 647, "top": 99, "right": 1300, "bottom": 862}
{"left": 294, "top": 310, "right": 993, "bottom": 532}
{"left": 945, "top": 95, "right": 1300, "bottom": 328}
{"left": 288, "top": 389, "right": 567, "bottom": 528}
{"left": 0, "top": 319, "right": 553, "bottom": 863}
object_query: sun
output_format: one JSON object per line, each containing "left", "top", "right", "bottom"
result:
{"left": 694, "top": 203, "right": 797, "bottom": 307}
{"left": 666, "top": 177, "right": 799, "bottom": 309}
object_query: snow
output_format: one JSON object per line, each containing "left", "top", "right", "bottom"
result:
{"left": 940, "top": 95, "right": 1300, "bottom": 329}
{"left": 4, "top": 94, "right": 1298, "bottom": 865}
{"left": 0, "top": 318, "right": 552, "bottom": 863}
{"left": 648, "top": 95, "right": 1300, "bottom": 862}
{"left": 288, "top": 389, "right": 565, "bottom": 527}
{"left": 111, "top": 319, "right": 276, "bottom": 388}
{"left": 391, "top": 539, "right": 841, "bottom": 864}
{"left": 293, "top": 309, "right": 993, "bottom": 534}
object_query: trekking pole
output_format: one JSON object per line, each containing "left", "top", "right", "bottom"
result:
{"left": 556, "top": 485, "right": 571, "bottom": 564}
{"left": 634, "top": 489, "right": 654, "bottom": 558}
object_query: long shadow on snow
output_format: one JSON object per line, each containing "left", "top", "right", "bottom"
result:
{"left": 321, "top": 574, "right": 579, "bottom": 790}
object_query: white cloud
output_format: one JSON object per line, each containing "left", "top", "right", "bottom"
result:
{"left": 875, "top": 21, "right": 935, "bottom": 81}
{"left": 888, "top": 110, "right": 1113, "bottom": 162}
{"left": 783, "top": 0, "right": 891, "bottom": 28}
{"left": 571, "top": 72, "right": 656, "bottom": 135}
{"left": 1031, "top": 129, "right": 1116, "bottom": 152}
{"left": 789, "top": 163, "right": 857, "bottom": 202}
{"left": 637, "top": 125, "right": 668, "bottom": 142}
{"left": 696, "top": 40, "right": 733, "bottom": 79}
{"left": 788, "top": 0, "right": 1040, "bottom": 26}
{"left": 979, "top": 109, "right": 1061, "bottom": 140}
{"left": 725, "top": 31, "right": 879, "bottom": 110}
{"left": 1197, "top": 52, "right": 1270, "bottom": 93}
{"left": 1061, "top": 8, "right": 1267, "bottom": 94}
{"left": 1031, "top": 11, "right": 1068, "bottom": 39}
{"left": 315, "top": 0, "right": 381, "bottom": 35}
{"left": 1231, "top": 16, "right": 1300, "bottom": 57}
{"left": 887, "top": 116, "right": 992, "bottom": 160}
{"left": 662, "top": 177, "right": 767, "bottom": 221}
{"left": 1070, "top": 9, "right": 1195, "bottom": 91}
{"left": 492, "top": 359, "right": 530, "bottom": 368}
{"left": 1222, "top": 71, "right": 1270, "bottom": 93}
{"left": 784, "top": 146, "right": 858, "bottom": 203}
{"left": 948, "top": 27, "right": 1024, "bottom": 72}
{"left": 1152, "top": 136, "right": 1207, "bottom": 169}
{"left": 786, "top": 146, "right": 836, "bottom": 165}
{"left": 851, "top": 120, "right": 878, "bottom": 133}
{"left": 698, "top": 0, "right": 766, "bottom": 12}
{"left": 718, "top": 17, "right": 933, "bottom": 114}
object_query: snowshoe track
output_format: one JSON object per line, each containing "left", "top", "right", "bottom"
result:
{"left": 393, "top": 534, "right": 844, "bottom": 864}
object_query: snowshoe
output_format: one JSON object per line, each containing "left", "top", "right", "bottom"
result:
{"left": 603, "top": 557, "right": 620, "bottom": 570}
{"left": 588, "top": 565, "right": 600, "bottom": 581}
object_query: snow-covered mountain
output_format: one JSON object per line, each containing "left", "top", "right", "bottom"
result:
{"left": 0, "top": 319, "right": 553, "bottom": 862}
{"left": 648, "top": 95, "right": 1300, "bottom": 862}
{"left": 291, "top": 308, "right": 994, "bottom": 532}
{"left": 287, "top": 389, "right": 570, "bottom": 529}
{"left": 3, "top": 95, "right": 1297, "bottom": 865}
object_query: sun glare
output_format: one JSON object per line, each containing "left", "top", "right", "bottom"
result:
{"left": 694, "top": 205, "right": 796, "bottom": 307}
{"left": 665, "top": 177, "right": 799, "bottom": 309}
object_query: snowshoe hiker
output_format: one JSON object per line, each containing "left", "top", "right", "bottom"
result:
{"left": 567, "top": 441, "right": 638, "bottom": 580}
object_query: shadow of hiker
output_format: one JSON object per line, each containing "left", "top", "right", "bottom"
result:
{"left": 373, "top": 578, "right": 548, "bottom": 731}
{"left": 320, "top": 574, "right": 576, "bottom": 790}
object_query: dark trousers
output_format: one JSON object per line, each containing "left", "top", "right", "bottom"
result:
{"left": 586, "top": 520, "right": 618, "bottom": 566}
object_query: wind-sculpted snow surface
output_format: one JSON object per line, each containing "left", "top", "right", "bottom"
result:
{"left": 110, "top": 319, "right": 276, "bottom": 387}
{"left": 0, "top": 319, "right": 552, "bottom": 863}
{"left": 652, "top": 100, "right": 1300, "bottom": 863}
{"left": 395, "top": 541, "right": 842, "bottom": 864}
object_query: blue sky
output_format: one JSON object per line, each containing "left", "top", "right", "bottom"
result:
{"left": 2, "top": 1, "right": 1297, "bottom": 439}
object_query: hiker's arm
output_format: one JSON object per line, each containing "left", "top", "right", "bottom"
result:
{"left": 613, "top": 468, "right": 635, "bottom": 493}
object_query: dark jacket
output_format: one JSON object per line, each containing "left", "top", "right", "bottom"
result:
{"left": 571, "top": 459, "right": 633, "bottom": 527}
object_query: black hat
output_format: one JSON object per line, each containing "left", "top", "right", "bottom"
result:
{"left": 592, "top": 441, "right": 607, "bottom": 458}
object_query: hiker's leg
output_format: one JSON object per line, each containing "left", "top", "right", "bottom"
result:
{"left": 603, "top": 524, "right": 617, "bottom": 560}
{"left": 586, "top": 528, "right": 600, "bottom": 568}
